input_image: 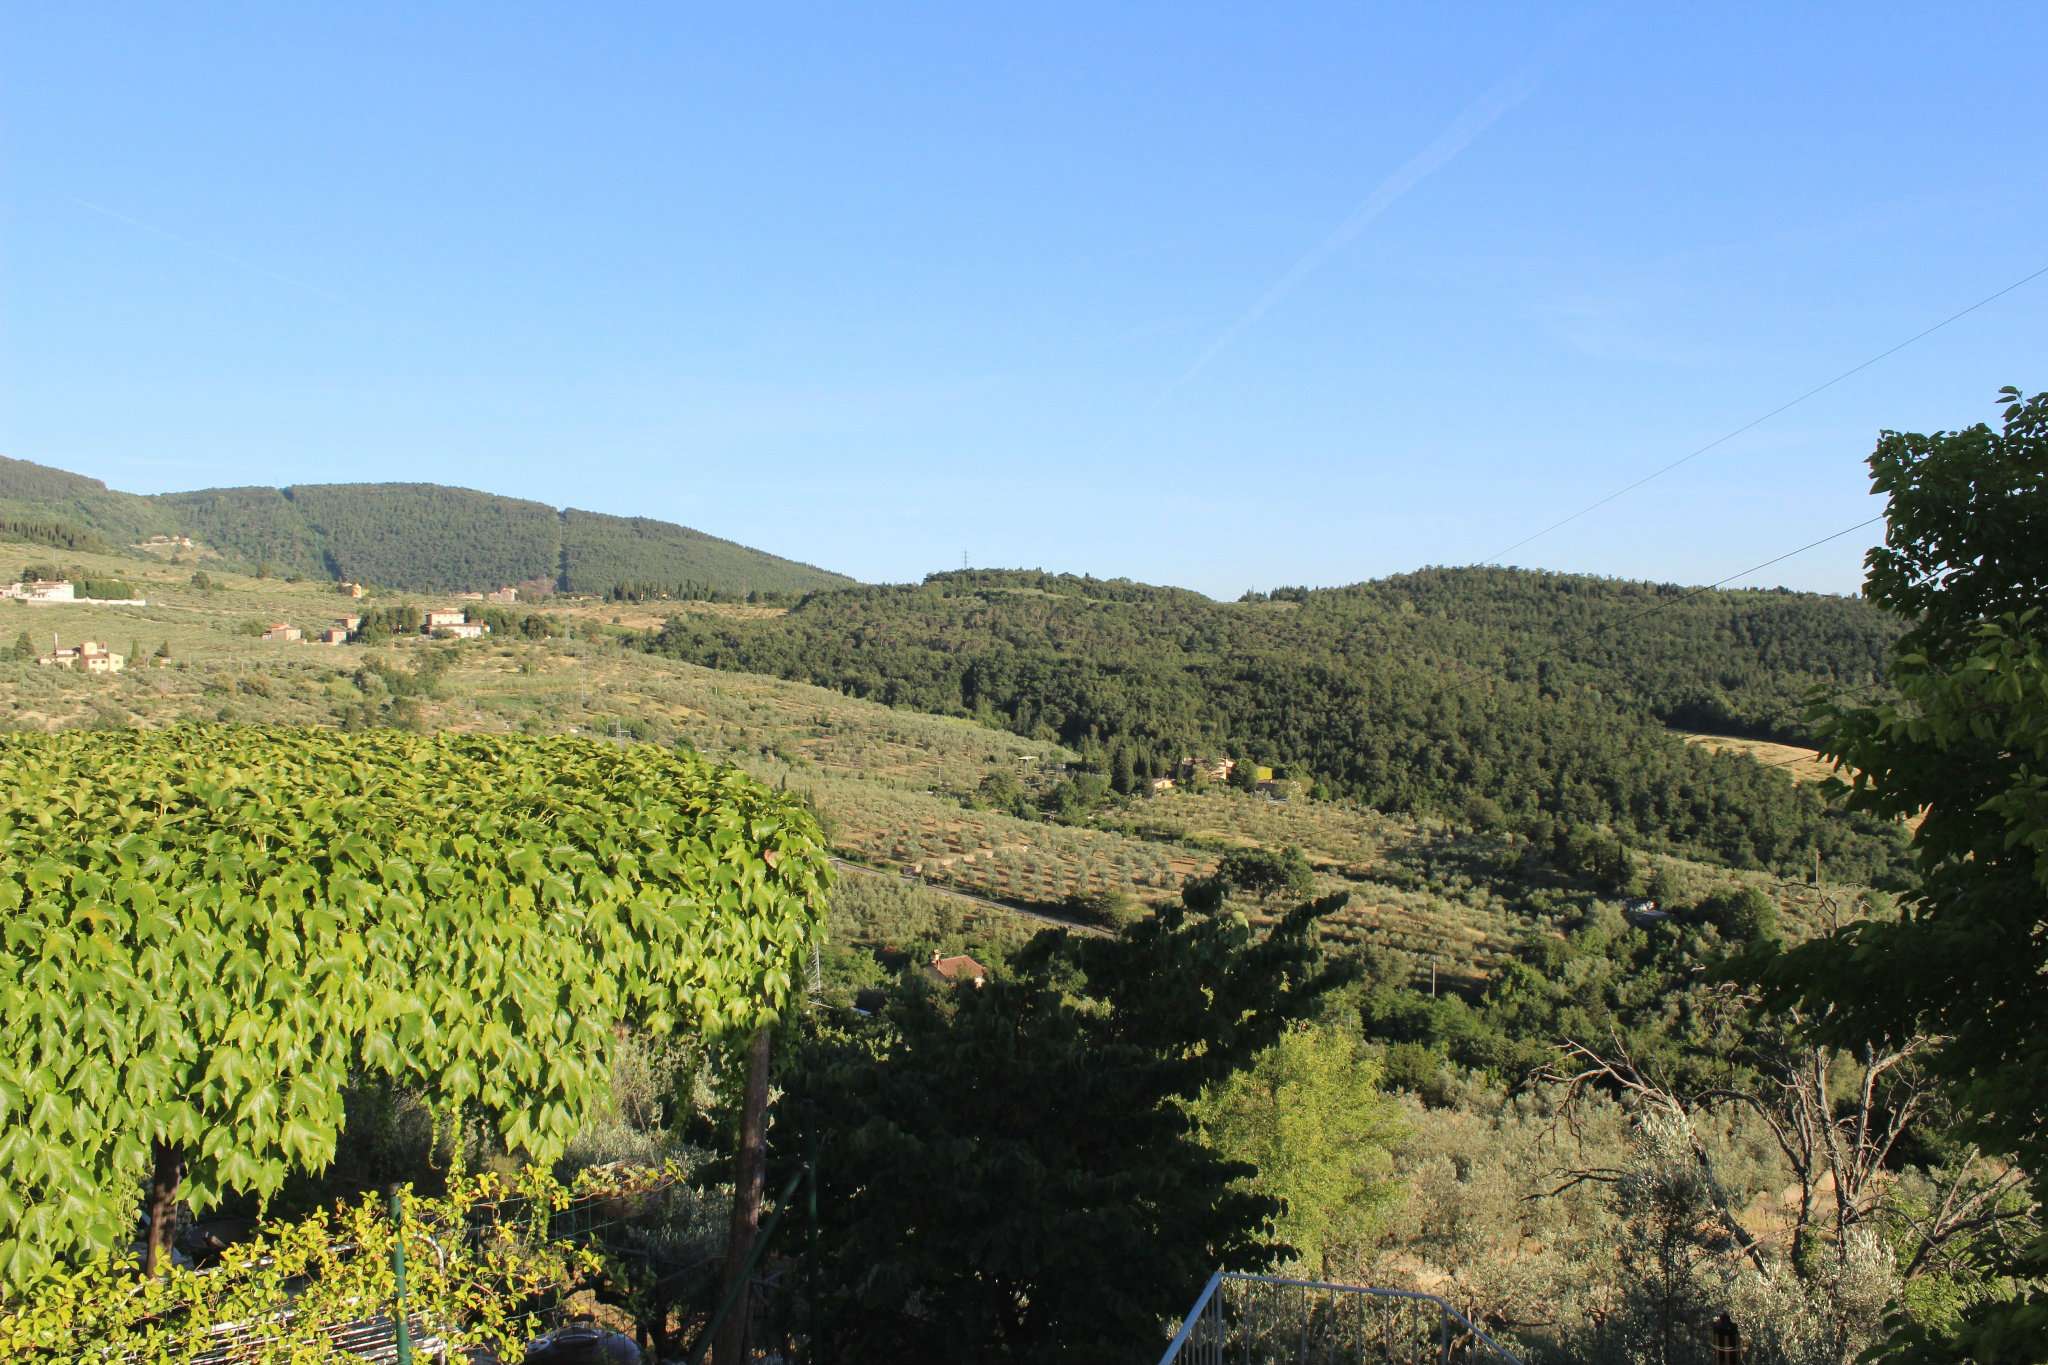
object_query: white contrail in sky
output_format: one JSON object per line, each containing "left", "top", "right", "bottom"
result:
{"left": 1169, "top": 63, "right": 1543, "bottom": 392}
{"left": 63, "top": 193, "right": 347, "bottom": 304}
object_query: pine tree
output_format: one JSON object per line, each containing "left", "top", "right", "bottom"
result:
{"left": 781, "top": 891, "right": 1355, "bottom": 1362}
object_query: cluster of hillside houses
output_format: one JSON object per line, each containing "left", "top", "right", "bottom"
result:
{"left": 263, "top": 607, "right": 491, "bottom": 645}
{"left": 2, "top": 578, "right": 147, "bottom": 606}
{"left": 4, "top": 579, "right": 75, "bottom": 603}
{"left": 262, "top": 613, "right": 364, "bottom": 644}
{"left": 1144, "top": 757, "right": 1288, "bottom": 798}
{"left": 422, "top": 608, "right": 490, "bottom": 639}
{"left": 8, "top": 576, "right": 145, "bottom": 674}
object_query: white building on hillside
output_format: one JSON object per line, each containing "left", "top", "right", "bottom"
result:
{"left": 39, "top": 639, "right": 123, "bottom": 673}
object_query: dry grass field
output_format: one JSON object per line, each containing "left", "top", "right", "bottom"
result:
{"left": 1680, "top": 730, "right": 1920, "bottom": 835}
{"left": 1681, "top": 731, "right": 1839, "bottom": 786}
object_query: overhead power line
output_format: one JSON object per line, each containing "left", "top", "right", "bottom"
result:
{"left": 1609, "top": 517, "right": 1883, "bottom": 630}
{"left": 1429, "top": 512, "right": 1888, "bottom": 710}
{"left": 1480, "top": 260, "right": 2048, "bottom": 566}
{"left": 1418, "top": 264, "right": 2045, "bottom": 775}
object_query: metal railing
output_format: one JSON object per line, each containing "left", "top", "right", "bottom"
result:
{"left": 143, "top": 1175, "right": 691, "bottom": 1363}
{"left": 1160, "top": 1272, "right": 1523, "bottom": 1365}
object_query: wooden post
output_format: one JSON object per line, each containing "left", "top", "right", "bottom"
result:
{"left": 715, "top": 1027, "right": 773, "bottom": 1365}
{"left": 144, "top": 1141, "right": 185, "bottom": 1276}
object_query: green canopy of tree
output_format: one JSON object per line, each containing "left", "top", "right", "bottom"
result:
{"left": 1764, "top": 388, "right": 2048, "bottom": 1361}
{"left": 0, "top": 726, "right": 831, "bottom": 1290}
{"left": 1218, "top": 846, "right": 1316, "bottom": 900}
{"left": 777, "top": 893, "right": 1357, "bottom": 1364}
{"left": 561, "top": 506, "right": 843, "bottom": 598}
{"left": 0, "top": 516, "right": 108, "bottom": 555}
{"left": 1187, "top": 1024, "right": 1404, "bottom": 1277}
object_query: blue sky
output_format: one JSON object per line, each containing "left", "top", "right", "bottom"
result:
{"left": 4, "top": 3, "right": 2042, "bottom": 597}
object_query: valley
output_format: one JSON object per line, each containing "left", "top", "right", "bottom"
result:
{"left": 4, "top": 398, "right": 2034, "bottom": 1365}
{"left": 0, "top": 533, "right": 1887, "bottom": 997}
{"left": 10, "top": 12, "right": 2042, "bottom": 1354}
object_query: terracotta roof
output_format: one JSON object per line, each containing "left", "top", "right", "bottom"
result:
{"left": 928, "top": 952, "right": 988, "bottom": 985}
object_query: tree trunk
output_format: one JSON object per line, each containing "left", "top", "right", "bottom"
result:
{"left": 144, "top": 1141, "right": 185, "bottom": 1276}
{"left": 715, "top": 1027, "right": 773, "bottom": 1365}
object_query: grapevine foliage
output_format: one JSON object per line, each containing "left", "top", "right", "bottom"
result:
{"left": 0, "top": 727, "right": 830, "bottom": 1289}
{"left": 0, "top": 1164, "right": 657, "bottom": 1362}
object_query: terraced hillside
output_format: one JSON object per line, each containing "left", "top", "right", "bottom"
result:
{"left": 0, "top": 533, "right": 1883, "bottom": 993}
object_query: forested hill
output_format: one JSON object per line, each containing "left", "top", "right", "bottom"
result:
{"left": 0, "top": 454, "right": 850, "bottom": 597}
{"left": 645, "top": 567, "right": 1909, "bottom": 881}
{"left": 1287, "top": 567, "right": 1899, "bottom": 739}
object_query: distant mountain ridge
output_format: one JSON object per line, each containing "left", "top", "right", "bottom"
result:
{"left": 0, "top": 454, "right": 851, "bottom": 596}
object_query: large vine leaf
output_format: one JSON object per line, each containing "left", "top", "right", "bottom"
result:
{"left": 0, "top": 726, "right": 830, "bottom": 1289}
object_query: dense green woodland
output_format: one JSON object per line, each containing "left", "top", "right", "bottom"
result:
{"left": 0, "top": 455, "right": 848, "bottom": 597}
{"left": 0, "top": 515, "right": 112, "bottom": 555}
{"left": 747, "top": 391, "right": 2048, "bottom": 1363}
{"left": 646, "top": 567, "right": 1908, "bottom": 881}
